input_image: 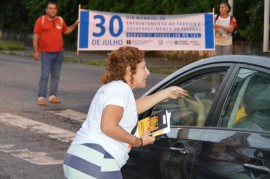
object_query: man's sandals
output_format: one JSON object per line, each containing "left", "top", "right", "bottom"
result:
{"left": 38, "top": 97, "right": 46, "bottom": 106}
{"left": 48, "top": 95, "right": 61, "bottom": 104}
{"left": 38, "top": 96, "right": 61, "bottom": 106}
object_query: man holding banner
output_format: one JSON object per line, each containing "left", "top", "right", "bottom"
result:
{"left": 33, "top": 2, "right": 79, "bottom": 106}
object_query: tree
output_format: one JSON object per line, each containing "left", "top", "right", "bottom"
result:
{"left": 234, "top": 0, "right": 264, "bottom": 41}
{"left": 0, "top": 0, "right": 266, "bottom": 46}
{"left": 0, "top": 0, "right": 31, "bottom": 36}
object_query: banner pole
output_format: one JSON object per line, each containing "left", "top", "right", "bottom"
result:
{"left": 76, "top": 4, "right": 81, "bottom": 56}
{"left": 213, "top": 7, "right": 215, "bottom": 56}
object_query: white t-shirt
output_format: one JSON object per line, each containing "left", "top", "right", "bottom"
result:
{"left": 215, "top": 15, "right": 233, "bottom": 46}
{"left": 72, "top": 80, "right": 138, "bottom": 168}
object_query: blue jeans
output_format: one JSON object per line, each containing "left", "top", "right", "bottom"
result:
{"left": 38, "top": 52, "right": 63, "bottom": 98}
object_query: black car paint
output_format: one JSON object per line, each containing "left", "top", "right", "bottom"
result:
{"left": 122, "top": 55, "right": 270, "bottom": 179}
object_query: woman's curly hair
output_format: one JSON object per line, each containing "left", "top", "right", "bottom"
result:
{"left": 100, "top": 46, "right": 144, "bottom": 84}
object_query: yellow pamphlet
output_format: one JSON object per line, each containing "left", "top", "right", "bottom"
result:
{"left": 137, "top": 110, "right": 171, "bottom": 137}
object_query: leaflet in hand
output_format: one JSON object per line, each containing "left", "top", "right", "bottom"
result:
{"left": 137, "top": 110, "right": 171, "bottom": 137}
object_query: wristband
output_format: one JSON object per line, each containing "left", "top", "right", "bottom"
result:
{"left": 132, "top": 137, "right": 143, "bottom": 147}
{"left": 139, "top": 138, "right": 143, "bottom": 147}
{"left": 132, "top": 137, "right": 140, "bottom": 147}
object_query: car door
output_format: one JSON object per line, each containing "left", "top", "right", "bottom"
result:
{"left": 190, "top": 66, "right": 270, "bottom": 179}
{"left": 122, "top": 63, "right": 235, "bottom": 179}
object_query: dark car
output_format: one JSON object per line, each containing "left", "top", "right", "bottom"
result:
{"left": 122, "top": 55, "right": 270, "bottom": 179}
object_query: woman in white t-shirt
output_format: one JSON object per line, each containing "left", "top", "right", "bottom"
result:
{"left": 212, "top": 2, "right": 237, "bottom": 93}
{"left": 63, "top": 46, "right": 187, "bottom": 179}
{"left": 214, "top": 2, "right": 237, "bottom": 55}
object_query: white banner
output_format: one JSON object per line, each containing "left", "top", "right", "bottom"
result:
{"left": 78, "top": 9, "right": 214, "bottom": 51}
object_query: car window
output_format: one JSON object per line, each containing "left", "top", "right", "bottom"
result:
{"left": 151, "top": 71, "right": 226, "bottom": 127}
{"left": 218, "top": 68, "right": 270, "bottom": 132}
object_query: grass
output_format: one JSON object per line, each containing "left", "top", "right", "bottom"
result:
{"left": 63, "top": 57, "right": 173, "bottom": 74}
{"left": 148, "top": 67, "right": 174, "bottom": 74}
{"left": 0, "top": 40, "right": 175, "bottom": 74}
{"left": 63, "top": 56, "right": 78, "bottom": 63}
{"left": 82, "top": 60, "right": 107, "bottom": 66}
{"left": 63, "top": 57, "right": 107, "bottom": 66}
{"left": 0, "top": 39, "right": 26, "bottom": 50}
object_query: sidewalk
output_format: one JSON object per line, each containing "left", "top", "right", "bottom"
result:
{"left": 1, "top": 47, "right": 187, "bottom": 74}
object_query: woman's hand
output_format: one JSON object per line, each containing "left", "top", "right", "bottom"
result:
{"left": 167, "top": 86, "right": 187, "bottom": 99}
{"left": 140, "top": 128, "right": 155, "bottom": 146}
{"left": 136, "top": 86, "right": 188, "bottom": 114}
{"left": 213, "top": 24, "right": 221, "bottom": 29}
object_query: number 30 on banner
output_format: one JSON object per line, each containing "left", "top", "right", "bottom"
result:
{"left": 92, "top": 15, "right": 123, "bottom": 37}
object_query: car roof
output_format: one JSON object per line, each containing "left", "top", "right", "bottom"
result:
{"left": 145, "top": 55, "right": 270, "bottom": 96}
{"left": 173, "top": 55, "right": 270, "bottom": 78}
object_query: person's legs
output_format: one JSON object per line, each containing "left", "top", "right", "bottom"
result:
{"left": 212, "top": 45, "right": 232, "bottom": 93}
{"left": 215, "top": 45, "right": 232, "bottom": 55}
{"left": 49, "top": 51, "right": 63, "bottom": 97}
{"left": 215, "top": 45, "right": 223, "bottom": 56}
{"left": 212, "top": 45, "right": 224, "bottom": 93}
{"left": 63, "top": 143, "right": 122, "bottom": 179}
{"left": 223, "top": 45, "right": 232, "bottom": 55}
{"left": 38, "top": 52, "right": 53, "bottom": 98}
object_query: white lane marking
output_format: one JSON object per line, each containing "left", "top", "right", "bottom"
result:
{"left": 0, "top": 113, "right": 75, "bottom": 143}
{"left": 0, "top": 144, "right": 62, "bottom": 165}
{"left": 48, "top": 109, "right": 86, "bottom": 122}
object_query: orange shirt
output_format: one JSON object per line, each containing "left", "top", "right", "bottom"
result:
{"left": 34, "top": 15, "right": 67, "bottom": 52}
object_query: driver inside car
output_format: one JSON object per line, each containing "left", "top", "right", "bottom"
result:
{"left": 233, "top": 73, "right": 270, "bottom": 131}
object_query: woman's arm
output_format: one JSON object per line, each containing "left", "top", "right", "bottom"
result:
{"left": 214, "top": 24, "right": 235, "bottom": 33}
{"left": 100, "top": 105, "right": 154, "bottom": 146}
{"left": 136, "top": 86, "right": 187, "bottom": 114}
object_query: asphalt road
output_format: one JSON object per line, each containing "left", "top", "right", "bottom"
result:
{"left": 0, "top": 53, "right": 168, "bottom": 178}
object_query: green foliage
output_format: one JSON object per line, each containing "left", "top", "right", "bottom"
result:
{"left": 0, "top": 39, "right": 26, "bottom": 50}
{"left": 0, "top": 0, "right": 266, "bottom": 46}
{"left": 235, "top": 0, "right": 264, "bottom": 41}
{"left": 0, "top": 0, "right": 31, "bottom": 33}
{"left": 84, "top": 0, "right": 217, "bottom": 15}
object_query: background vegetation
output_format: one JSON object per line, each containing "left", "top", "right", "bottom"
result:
{"left": 0, "top": 0, "right": 265, "bottom": 49}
